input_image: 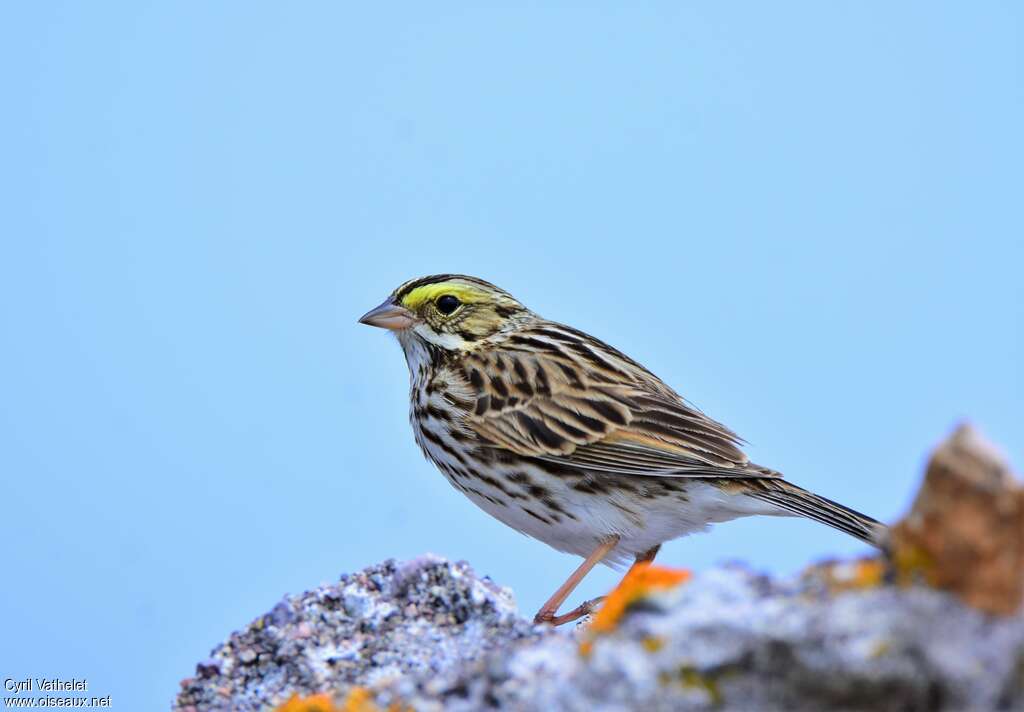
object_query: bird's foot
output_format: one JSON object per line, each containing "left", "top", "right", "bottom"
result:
{"left": 533, "top": 596, "right": 606, "bottom": 626}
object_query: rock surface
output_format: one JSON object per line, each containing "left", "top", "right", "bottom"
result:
{"left": 891, "top": 423, "right": 1024, "bottom": 615}
{"left": 175, "top": 425, "right": 1024, "bottom": 711}
{"left": 174, "top": 556, "right": 536, "bottom": 712}
{"left": 175, "top": 555, "right": 1024, "bottom": 712}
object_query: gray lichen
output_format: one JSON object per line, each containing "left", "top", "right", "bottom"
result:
{"left": 174, "top": 555, "right": 539, "bottom": 712}
{"left": 175, "top": 555, "right": 1024, "bottom": 711}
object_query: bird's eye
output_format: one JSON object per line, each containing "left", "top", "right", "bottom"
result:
{"left": 436, "top": 295, "right": 461, "bottom": 315}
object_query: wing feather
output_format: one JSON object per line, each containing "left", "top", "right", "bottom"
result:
{"left": 460, "top": 323, "right": 779, "bottom": 480}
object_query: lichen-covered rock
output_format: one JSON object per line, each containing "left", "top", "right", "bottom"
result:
{"left": 175, "top": 425, "right": 1024, "bottom": 711}
{"left": 175, "top": 556, "right": 1024, "bottom": 712}
{"left": 174, "top": 555, "right": 540, "bottom": 712}
{"left": 372, "top": 564, "right": 1024, "bottom": 711}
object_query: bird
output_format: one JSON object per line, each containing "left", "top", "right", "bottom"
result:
{"left": 359, "top": 274, "right": 887, "bottom": 625}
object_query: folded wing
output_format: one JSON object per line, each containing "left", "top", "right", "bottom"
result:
{"left": 460, "top": 327, "right": 780, "bottom": 480}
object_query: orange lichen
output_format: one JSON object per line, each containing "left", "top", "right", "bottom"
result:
{"left": 275, "top": 693, "right": 340, "bottom": 712}
{"left": 580, "top": 563, "right": 690, "bottom": 655}
{"left": 273, "top": 688, "right": 407, "bottom": 712}
{"left": 807, "top": 557, "right": 887, "bottom": 593}
{"left": 590, "top": 563, "right": 690, "bottom": 634}
{"left": 343, "top": 688, "right": 377, "bottom": 712}
{"left": 851, "top": 558, "right": 886, "bottom": 588}
{"left": 346, "top": 688, "right": 412, "bottom": 712}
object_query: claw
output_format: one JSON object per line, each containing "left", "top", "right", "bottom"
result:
{"left": 535, "top": 596, "right": 605, "bottom": 626}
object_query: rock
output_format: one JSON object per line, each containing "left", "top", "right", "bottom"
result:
{"left": 891, "top": 423, "right": 1024, "bottom": 615}
{"left": 174, "top": 555, "right": 537, "bottom": 712}
{"left": 175, "top": 426, "right": 1024, "bottom": 711}
{"left": 377, "top": 564, "right": 1024, "bottom": 712}
{"left": 175, "top": 556, "right": 1024, "bottom": 712}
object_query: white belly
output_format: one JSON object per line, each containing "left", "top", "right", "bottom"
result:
{"left": 410, "top": 403, "right": 772, "bottom": 567}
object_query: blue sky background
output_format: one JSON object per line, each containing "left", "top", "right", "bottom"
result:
{"left": 2, "top": 2, "right": 1021, "bottom": 710}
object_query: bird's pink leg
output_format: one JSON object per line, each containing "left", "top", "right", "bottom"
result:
{"left": 534, "top": 536, "right": 620, "bottom": 626}
{"left": 535, "top": 543, "right": 663, "bottom": 625}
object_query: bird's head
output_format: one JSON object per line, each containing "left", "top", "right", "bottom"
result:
{"left": 359, "top": 274, "right": 530, "bottom": 354}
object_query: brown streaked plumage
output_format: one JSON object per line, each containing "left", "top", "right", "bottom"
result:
{"left": 359, "top": 274, "right": 887, "bottom": 625}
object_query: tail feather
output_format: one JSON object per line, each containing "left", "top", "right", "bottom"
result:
{"left": 747, "top": 480, "right": 888, "bottom": 548}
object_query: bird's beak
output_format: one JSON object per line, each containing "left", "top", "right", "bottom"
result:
{"left": 358, "top": 298, "right": 416, "bottom": 331}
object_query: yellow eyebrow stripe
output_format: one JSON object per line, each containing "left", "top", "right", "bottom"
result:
{"left": 399, "top": 282, "right": 487, "bottom": 310}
